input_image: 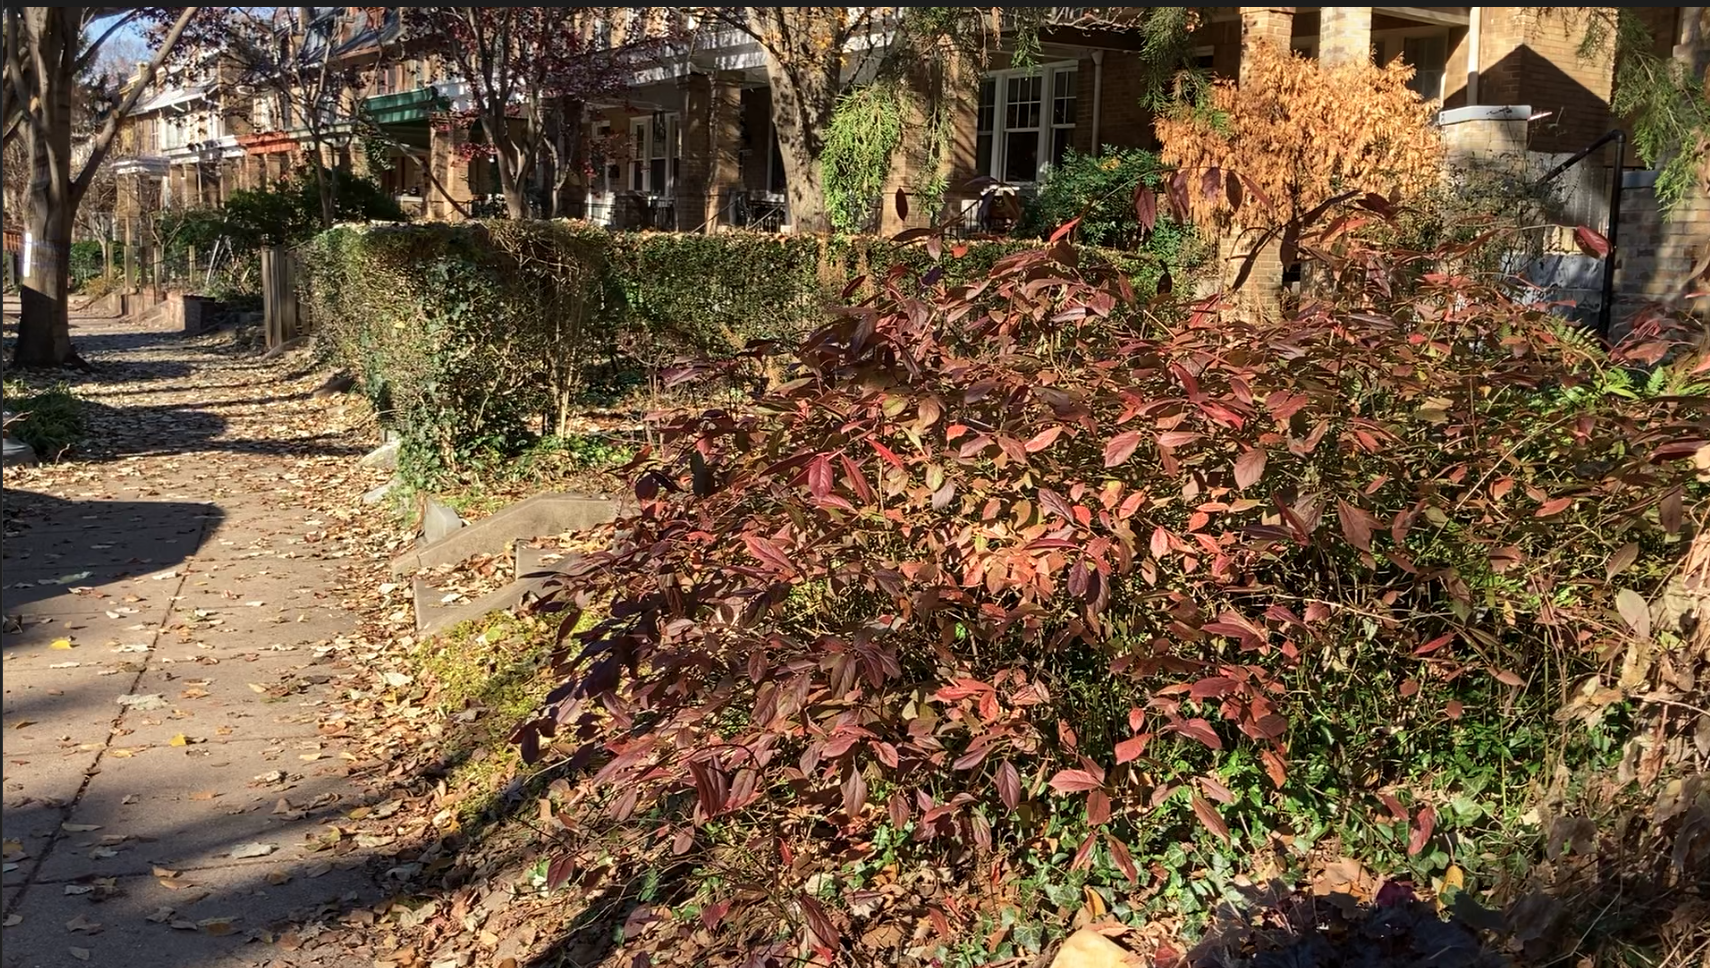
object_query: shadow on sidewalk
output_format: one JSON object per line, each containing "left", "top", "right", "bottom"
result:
{"left": 0, "top": 489, "right": 222, "bottom": 620}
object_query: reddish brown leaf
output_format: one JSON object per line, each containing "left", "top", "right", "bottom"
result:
{"left": 799, "top": 894, "right": 840, "bottom": 949}
{"left": 1070, "top": 831, "right": 1098, "bottom": 870}
{"left": 1191, "top": 794, "right": 1231, "bottom": 843}
{"left": 1605, "top": 542, "right": 1639, "bottom": 580}
{"left": 996, "top": 760, "right": 1022, "bottom": 811}
{"left": 1260, "top": 749, "right": 1288, "bottom": 788}
{"left": 1150, "top": 526, "right": 1171, "bottom": 558}
{"left": 1660, "top": 487, "right": 1683, "bottom": 534}
{"left": 1378, "top": 793, "right": 1408, "bottom": 822}
{"left": 1025, "top": 426, "right": 1064, "bottom": 453}
{"left": 841, "top": 767, "right": 868, "bottom": 816}
{"left": 1196, "top": 774, "right": 1235, "bottom": 804}
{"left": 1134, "top": 185, "right": 1158, "bottom": 232}
{"left": 700, "top": 898, "right": 732, "bottom": 929}
{"left": 1170, "top": 718, "right": 1223, "bottom": 750}
{"left": 742, "top": 534, "right": 796, "bottom": 575}
{"left": 1156, "top": 431, "right": 1200, "bottom": 448}
{"left": 807, "top": 455, "right": 833, "bottom": 499}
{"left": 1050, "top": 216, "right": 1082, "bottom": 243}
{"left": 1106, "top": 834, "right": 1139, "bottom": 883}
{"left": 1336, "top": 500, "right": 1374, "bottom": 553}
{"left": 1572, "top": 225, "right": 1610, "bottom": 259}
{"left": 1535, "top": 496, "right": 1575, "bottom": 517}
{"left": 1086, "top": 789, "right": 1112, "bottom": 825}
{"left": 1234, "top": 447, "right": 1267, "bottom": 489}
{"left": 1049, "top": 769, "right": 1104, "bottom": 794}
{"left": 1114, "top": 734, "right": 1151, "bottom": 764}
{"left": 1407, "top": 804, "right": 1436, "bottom": 857}
{"left": 1103, "top": 430, "right": 1143, "bottom": 467}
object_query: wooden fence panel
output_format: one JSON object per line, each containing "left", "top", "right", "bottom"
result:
{"left": 260, "top": 246, "right": 301, "bottom": 349}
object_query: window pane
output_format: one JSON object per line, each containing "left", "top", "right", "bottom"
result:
{"left": 651, "top": 158, "right": 667, "bottom": 191}
{"left": 1053, "top": 69, "right": 1077, "bottom": 125}
{"left": 977, "top": 78, "right": 996, "bottom": 133}
{"left": 976, "top": 133, "right": 993, "bottom": 175}
{"left": 1003, "top": 131, "right": 1038, "bottom": 182}
{"left": 1052, "top": 128, "right": 1073, "bottom": 166}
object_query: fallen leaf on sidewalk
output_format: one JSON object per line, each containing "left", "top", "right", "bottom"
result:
{"left": 3, "top": 914, "right": 20, "bottom": 926}
{"left": 145, "top": 907, "right": 174, "bottom": 923}
{"left": 266, "top": 869, "right": 291, "bottom": 885}
{"left": 189, "top": 790, "right": 219, "bottom": 801}
{"left": 9, "top": 720, "right": 34, "bottom": 730}
{"left": 64, "top": 914, "right": 102, "bottom": 934}
{"left": 229, "top": 842, "right": 276, "bottom": 859}
{"left": 199, "top": 917, "right": 238, "bottom": 936}
{"left": 115, "top": 694, "right": 167, "bottom": 710}
{"left": 50, "top": 638, "right": 75, "bottom": 650}
{"left": 158, "top": 877, "right": 196, "bottom": 890}
{"left": 69, "top": 947, "right": 91, "bottom": 961}
{"left": 61, "top": 824, "right": 101, "bottom": 833}
{"left": 64, "top": 885, "right": 94, "bottom": 895}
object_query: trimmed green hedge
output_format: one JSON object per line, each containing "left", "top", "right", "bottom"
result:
{"left": 300, "top": 220, "right": 1195, "bottom": 484}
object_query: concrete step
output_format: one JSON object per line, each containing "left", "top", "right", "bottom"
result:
{"left": 390, "top": 492, "right": 623, "bottom": 577}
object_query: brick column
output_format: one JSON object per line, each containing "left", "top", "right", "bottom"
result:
{"left": 1240, "top": 7, "right": 1294, "bottom": 82}
{"left": 1318, "top": 7, "right": 1372, "bottom": 68}
{"left": 427, "top": 122, "right": 475, "bottom": 220}
{"left": 677, "top": 73, "right": 741, "bottom": 232}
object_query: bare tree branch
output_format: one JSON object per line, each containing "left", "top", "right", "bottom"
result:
{"left": 72, "top": 9, "right": 141, "bottom": 74}
{"left": 72, "top": 5, "right": 199, "bottom": 205}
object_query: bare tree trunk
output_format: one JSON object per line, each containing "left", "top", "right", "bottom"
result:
{"left": 14, "top": 11, "right": 75, "bottom": 368}
{"left": 761, "top": 51, "right": 839, "bottom": 234}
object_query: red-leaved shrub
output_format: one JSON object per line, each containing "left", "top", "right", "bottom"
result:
{"left": 515, "top": 210, "right": 1707, "bottom": 951}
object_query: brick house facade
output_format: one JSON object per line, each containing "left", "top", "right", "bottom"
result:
{"left": 102, "top": 6, "right": 1706, "bottom": 314}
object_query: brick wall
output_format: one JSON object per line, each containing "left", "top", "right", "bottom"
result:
{"left": 1477, "top": 7, "right": 1616, "bottom": 157}
{"left": 1615, "top": 170, "right": 1710, "bottom": 319}
{"left": 1318, "top": 7, "right": 1371, "bottom": 68}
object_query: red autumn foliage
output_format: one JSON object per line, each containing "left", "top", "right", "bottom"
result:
{"left": 514, "top": 192, "right": 1707, "bottom": 947}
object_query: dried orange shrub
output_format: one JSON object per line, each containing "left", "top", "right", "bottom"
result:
{"left": 1156, "top": 42, "right": 1443, "bottom": 229}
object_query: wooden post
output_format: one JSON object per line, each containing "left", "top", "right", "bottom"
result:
{"left": 123, "top": 218, "right": 136, "bottom": 290}
{"left": 187, "top": 245, "right": 197, "bottom": 288}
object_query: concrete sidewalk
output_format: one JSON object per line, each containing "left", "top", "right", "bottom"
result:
{"left": 3, "top": 311, "right": 380, "bottom": 968}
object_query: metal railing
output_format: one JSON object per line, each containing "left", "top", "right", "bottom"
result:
{"left": 719, "top": 190, "right": 790, "bottom": 233}
{"left": 1537, "top": 129, "right": 1625, "bottom": 342}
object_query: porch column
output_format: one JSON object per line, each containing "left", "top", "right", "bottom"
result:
{"left": 677, "top": 72, "right": 742, "bottom": 232}
{"left": 1318, "top": 7, "right": 1373, "bottom": 68}
{"left": 1239, "top": 7, "right": 1295, "bottom": 82}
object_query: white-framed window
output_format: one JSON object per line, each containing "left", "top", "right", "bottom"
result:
{"left": 629, "top": 111, "right": 679, "bottom": 195}
{"left": 975, "top": 62, "right": 1078, "bottom": 184}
